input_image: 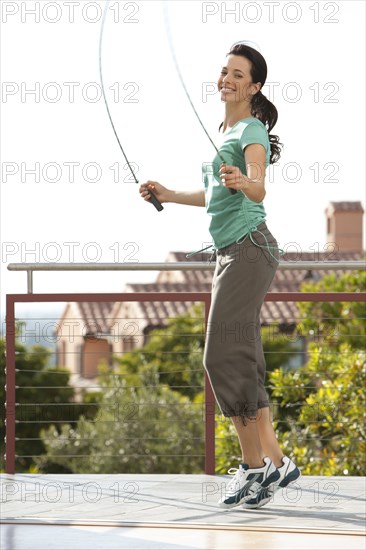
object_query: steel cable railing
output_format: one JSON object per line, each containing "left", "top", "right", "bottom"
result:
{"left": 4, "top": 262, "right": 366, "bottom": 474}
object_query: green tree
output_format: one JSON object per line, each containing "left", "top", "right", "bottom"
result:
{"left": 0, "top": 335, "right": 99, "bottom": 472}
{"left": 267, "top": 270, "right": 366, "bottom": 476}
{"left": 114, "top": 303, "right": 206, "bottom": 400}
{"left": 297, "top": 270, "right": 366, "bottom": 350}
{"left": 37, "top": 306, "right": 207, "bottom": 473}
{"left": 269, "top": 342, "right": 365, "bottom": 475}
{"left": 37, "top": 375, "right": 205, "bottom": 474}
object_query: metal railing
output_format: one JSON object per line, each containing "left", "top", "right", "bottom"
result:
{"left": 7, "top": 261, "right": 366, "bottom": 293}
{"left": 4, "top": 261, "right": 366, "bottom": 475}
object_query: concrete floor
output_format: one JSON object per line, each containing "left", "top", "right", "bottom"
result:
{"left": 1, "top": 474, "right": 365, "bottom": 549}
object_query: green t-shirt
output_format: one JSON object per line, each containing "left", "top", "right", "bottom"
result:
{"left": 202, "top": 117, "right": 270, "bottom": 249}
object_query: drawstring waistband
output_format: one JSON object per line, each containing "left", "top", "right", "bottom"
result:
{"left": 236, "top": 226, "right": 285, "bottom": 264}
{"left": 186, "top": 225, "right": 285, "bottom": 264}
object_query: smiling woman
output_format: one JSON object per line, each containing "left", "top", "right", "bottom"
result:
{"left": 139, "top": 41, "right": 300, "bottom": 511}
{"left": 203, "top": 44, "right": 300, "bottom": 511}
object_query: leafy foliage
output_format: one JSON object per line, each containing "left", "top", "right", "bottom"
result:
{"left": 37, "top": 377, "right": 205, "bottom": 474}
{"left": 297, "top": 270, "right": 366, "bottom": 350}
{"left": 268, "top": 342, "right": 365, "bottom": 475}
{"left": 112, "top": 304, "right": 205, "bottom": 400}
{"left": 267, "top": 270, "right": 366, "bottom": 476}
{"left": 0, "top": 334, "right": 99, "bottom": 472}
{"left": 37, "top": 306, "right": 206, "bottom": 473}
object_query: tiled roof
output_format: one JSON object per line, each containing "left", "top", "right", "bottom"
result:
{"left": 67, "top": 250, "right": 365, "bottom": 333}
{"left": 77, "top": 301, "right": 114, "bottom": 334}
{"left": 121, "top": 282, "right": 212, "bottom": 329}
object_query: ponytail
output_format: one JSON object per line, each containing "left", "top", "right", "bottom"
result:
{"left": 251, "top": 90, "right": 283, "bottom": 164}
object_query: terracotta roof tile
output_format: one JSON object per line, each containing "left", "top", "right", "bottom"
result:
{"left": 77, "top": 302, "right": 114, "bottom": 333}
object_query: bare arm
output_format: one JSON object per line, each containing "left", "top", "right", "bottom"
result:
{"left": 140, "top": 181, "right": 205, "bottom": 207}
{"left": 219, "top": 143, "right": 267, "bottom": 203}
{"left": 167, "top": 189, "right": 205, "bottom": 206}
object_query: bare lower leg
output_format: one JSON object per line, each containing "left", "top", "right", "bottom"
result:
{"left": 231, "top": 407, "right": 284, "bottom": 469}
{"left": 256, "top": 406, "right": 284, "bottom": 468}
{"left": 231, "top": 416, "right": 265, "bottom": 468}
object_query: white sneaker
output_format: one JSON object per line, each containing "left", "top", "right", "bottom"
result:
{"left": 242, "top": 456, "right": 301, "bottom": 509}
{"left": 218, "top": 456, "right": 280, "bottom": 509}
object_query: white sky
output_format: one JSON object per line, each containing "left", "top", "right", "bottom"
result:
{"left": 1, "top": 0, "right": 365, "bottom": 323}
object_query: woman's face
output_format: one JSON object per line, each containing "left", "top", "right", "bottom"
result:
{"left": 217, "top": 54, "right": 259, "bottom": 104}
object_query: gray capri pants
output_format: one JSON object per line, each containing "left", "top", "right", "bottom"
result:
{"left": 203, "top": 221, "right": 280, "bottom": 421}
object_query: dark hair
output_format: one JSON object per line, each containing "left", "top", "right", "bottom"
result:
{"left": 224, "top": 43, "right": 283, "bottom": 164}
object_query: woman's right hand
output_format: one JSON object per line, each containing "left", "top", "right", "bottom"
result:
{"left": 139, "top": 180, "right": 170, "bottom": 204}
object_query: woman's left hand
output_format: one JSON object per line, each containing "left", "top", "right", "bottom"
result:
{"left": 219, "top": 164, "right": 249, "bottom": 192}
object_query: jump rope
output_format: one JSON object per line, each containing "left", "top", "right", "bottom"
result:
{"left": 98, "top": 0, "right": 163, "bottom": 211}
{"left": 99, "top": 1, "right": 283, "bottom": 263}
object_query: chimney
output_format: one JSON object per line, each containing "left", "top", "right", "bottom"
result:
{"left": 325, "top": 202, "right": 364, "bottom": 252}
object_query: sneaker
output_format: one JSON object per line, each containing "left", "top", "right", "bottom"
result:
{"left": 242, "top": 456, "right": 301, "bottom": 509}
{"left": 218, "top": 456, "right": 280, "bottom": 509}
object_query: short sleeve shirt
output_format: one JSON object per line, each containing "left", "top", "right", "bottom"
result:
{"left": 202, "top": 117, "right": 270, "bottom": 249}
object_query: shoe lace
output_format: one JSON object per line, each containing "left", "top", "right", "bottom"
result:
{"left": 226, "top": 467, "right": 246, "bottom": 491}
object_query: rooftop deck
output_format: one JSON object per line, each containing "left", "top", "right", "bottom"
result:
{"left": 1, "top": 473, "right": 365, "bottom": 549}
{"left": 3, "top": 260, "right": 365, "bottom": 548}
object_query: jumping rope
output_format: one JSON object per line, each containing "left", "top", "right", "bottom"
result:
{"left": 99, "top": 1, "right": 283, "bottom": 261}
{"left": 162, "top": 1, "right": 283, "bottom": 263}
{"left": 98, "top": 0, "right": 163, "bottom": 211}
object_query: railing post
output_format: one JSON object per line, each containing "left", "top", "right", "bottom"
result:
{"left": 204, "top": 294, "right": 215, "bottom": 475}
{"left": 5, "top": 295, "right": 16, "bottom": 474}
{"left": 27, "top": 270, "right": 33, "bottom": 294}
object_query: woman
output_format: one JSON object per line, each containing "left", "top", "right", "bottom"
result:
{"left": 139, "top": 42, "right": 300, "bottom": 509}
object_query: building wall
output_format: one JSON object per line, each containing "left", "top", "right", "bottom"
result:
{"left": 56, "top": 302, "right": 84, "bottom": 376}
